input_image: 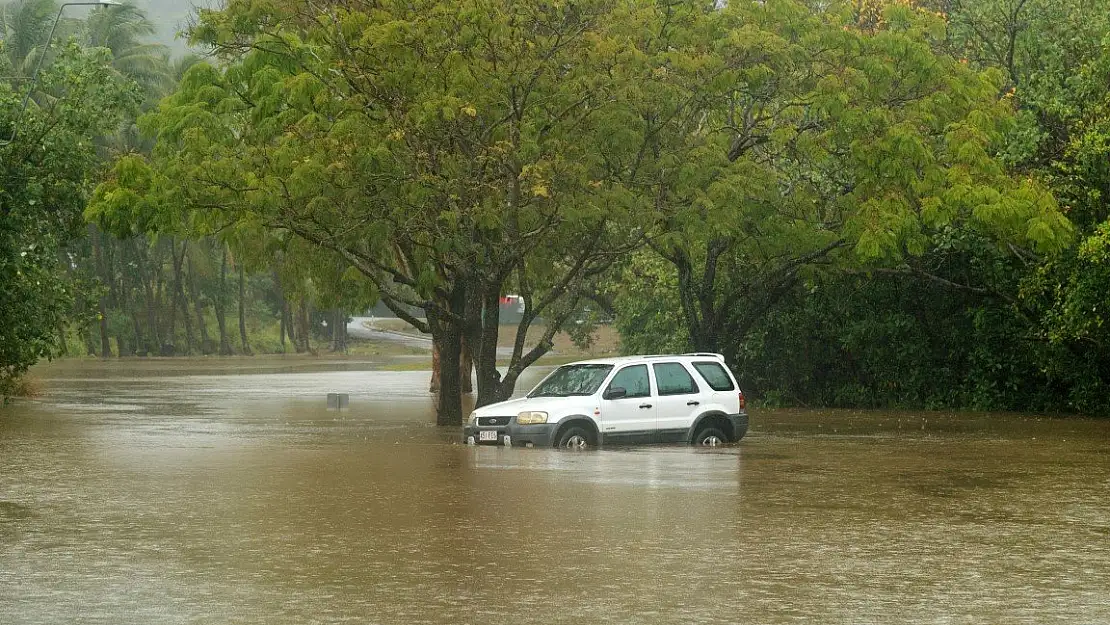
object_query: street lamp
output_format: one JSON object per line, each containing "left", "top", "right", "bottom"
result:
{"left": 2, "top": 0, "right": 121, "bottom": 146}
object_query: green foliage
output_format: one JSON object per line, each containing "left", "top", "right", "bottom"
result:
{"left": 611, "top": 252, "right": 689, "bottom": 355}
{"left": 610, "top": 0, "right": 1072, "bottom": 360}
{"left": 0, "top": 43, "right": 139, "bottom": 398}
{"left": 68, "top": 0, "right": 1110, "bottom": 418}
{"left": 935, "top": 0, "right": 1110, "bottom": 413}
{"left": 708, "top": 270, "right": 1062, "bottom": 412}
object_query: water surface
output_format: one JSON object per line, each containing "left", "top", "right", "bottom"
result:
{"left": 2, "top": 358, "right": 1109, "bottom": 624}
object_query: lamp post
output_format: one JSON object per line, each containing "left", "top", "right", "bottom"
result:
{"left": 2, "top": 0, "right": 121, "bottom": 146}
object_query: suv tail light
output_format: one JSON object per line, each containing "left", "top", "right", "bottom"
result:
{"left": 738, "top": 390, "right": 746, "bottom": 410}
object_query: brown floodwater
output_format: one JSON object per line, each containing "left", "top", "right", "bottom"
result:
{"left": 2, "top": 358, "right": 1109, "bottom": 624}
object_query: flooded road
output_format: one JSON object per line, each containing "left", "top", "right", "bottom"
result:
{"left": 2, "top": 359, "right": 1110, "bottom": 624}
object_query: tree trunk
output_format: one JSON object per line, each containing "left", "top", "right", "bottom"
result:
{"left": 141, "top": 263, "right": 159, "bottom": 354}
{"left": 429, "top": 311, "right": 464, "bottom": 426}
{"left": 331, "top": 309, "right": 347, "bottom": 353}
{"left": 285, "top": 299, "right": 299, "bottom": 352}
{"left": 56, "top": 322, "right": 68, "bottom": 356}
{"left": 274, "top": 269, "right": 287, "bottom": 353}
{"left": 238, "top": 261, "right": 252, "bottom": 356}
{"left": 279, "top": 312, "right": 287, "bottom": 353}
{"left": 188, "top": 249, "right": 211, "bottom": 354}
{"left": 459, "top": 337, "right": 474, "bottom": 394}
{"left": 133, "top": 240, "right": 160, "bottom": 356}
{"left": 115, "top": 251, "right": 139, "bottom": 357}
{"left": 129, "top": 308, "right": 145, "bottom": 357}
{"left": 214, "top": 245, "right": 233, "bottom": 355}
{"left": 471, "top": 285, "right": 505, "bottom": 406}
{"left": 163, "top": 237, "right": 181, "bottom": 356}
{"left": 175, "top": 241, "right": 195, "bottom": 355}
{"left": 153, "top": 243, "right": 169, "bottom": 353}
{"left": 430, "top": 337, "right": 473, "bottom": 393}
{"left": 429, "top": 342, "right": 441, "bottom": 393}
{"left": 674, "top": 249, "right": 713, "bottom": 353}
{"left": 90, "top": 225, "right": 112, "bottom": 359}
{"left": 119, "top": 241, "right": 144, "bottom": 356}
{"left": 83, "top": 326, "right": 97, "bottom": 356}
{"left": 97, "top": 298, "right": 111, "bottom": 358}
{"left": 296, "top": 296, "right": 313, "bottom": 355}
{"left": 340, "top": 311, "right": 348, "bottom": 351}
{"left": 105, "top": 238, "right": 131, "bottom": 357}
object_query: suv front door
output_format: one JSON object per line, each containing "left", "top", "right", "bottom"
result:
{"left": 599, "top": 364, "right": 655, "bottom": 443}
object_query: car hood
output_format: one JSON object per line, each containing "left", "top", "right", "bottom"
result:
{"left": 471, "top": 396, "right": 589, "bottom": 418}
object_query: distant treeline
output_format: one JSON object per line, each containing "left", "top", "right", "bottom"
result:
{"left": 71, "top": 234, "right": 354, "bottom": 358}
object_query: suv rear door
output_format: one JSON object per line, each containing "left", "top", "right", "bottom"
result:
{"left": 650, "top": 361, "right": 704, "bottom": 442}
{"left": 691, "top": 360, "right": 740, "bottom": 414}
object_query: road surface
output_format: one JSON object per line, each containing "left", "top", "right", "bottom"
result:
{"left": 346, "top": 316, "right": 433, "bottom": 351}
{"left": 346, "top": 316, "right": 522, "bottom": 358}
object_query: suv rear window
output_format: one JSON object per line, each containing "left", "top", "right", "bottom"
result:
{"left": 693, "top": 361, "right": 735, "bottom": 391}
{"left": 653, "top": 363, "right": 699, "bottom": 396}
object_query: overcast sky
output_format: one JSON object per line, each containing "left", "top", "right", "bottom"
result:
{"left": 132, "top": 0, "right": 216, "bottom": 56}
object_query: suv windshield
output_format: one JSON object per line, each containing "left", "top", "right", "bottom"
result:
{"left": 528, "top": 364, "right": 614, "bottom": 398}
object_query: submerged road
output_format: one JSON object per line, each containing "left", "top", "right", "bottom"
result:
{"left": 3, "top": 359, "right": 1110, "bottom": 625}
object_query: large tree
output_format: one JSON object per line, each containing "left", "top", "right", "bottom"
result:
{"left": 98, "top": 0, "right": 719, "bottom": 424}
{"left": 940, "top": 0, "right": 1110, "bottom": 411}
{"left": 0, "top": 42, "right": 139, "bottom": 398}
{"left": 613, "top": 0, "right": 1072, "bottom": 364}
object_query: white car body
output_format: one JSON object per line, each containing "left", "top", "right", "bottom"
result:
{"left": 463, "top": 353, "right": 749, "bottom": 449}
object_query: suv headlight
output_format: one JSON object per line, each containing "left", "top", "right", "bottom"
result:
{"left": 468, "top": 411, "right": 477, "bottom": 425}
{"left": 516, "top": 411, "right": 549, "bottom": 425}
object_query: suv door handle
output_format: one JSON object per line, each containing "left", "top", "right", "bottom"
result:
{"left": 687, "top": 401, "right": 700, "bottom": 406}
{"left": 639, "top": 403, "right": 652, "bottom": 409}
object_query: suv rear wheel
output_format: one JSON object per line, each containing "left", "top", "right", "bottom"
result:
{"left": 693, "top": 427, "right": 728, "bottom": 447}
{"left": 555, "top": 426, "right": 593, "bottom": 450}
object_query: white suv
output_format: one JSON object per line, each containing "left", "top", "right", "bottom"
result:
{"left": 463, "top": 353, "right": 748, "bottom": 449}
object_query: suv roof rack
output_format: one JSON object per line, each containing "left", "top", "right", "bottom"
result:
{"left": 619, "top": 353, "right": 727, "bottom": 361}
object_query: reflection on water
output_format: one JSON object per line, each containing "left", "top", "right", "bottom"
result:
{"left": 2, "top": 358, "right": 1110, "bottom": 624}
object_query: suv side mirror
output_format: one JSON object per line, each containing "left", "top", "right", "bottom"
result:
{"left": 603, "top": 387, "right": 627, "bottom": 400}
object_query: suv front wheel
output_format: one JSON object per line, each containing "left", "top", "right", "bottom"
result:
{"left": 555, "top": 425, "right": 594, "bottom": 450}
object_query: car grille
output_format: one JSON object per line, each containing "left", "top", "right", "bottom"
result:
{"left": 478, "top": 416, "right": 512, "bottom": 427}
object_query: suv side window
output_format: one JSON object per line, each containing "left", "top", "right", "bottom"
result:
{"left": 607, "top": 365, "right": 650, "bottom": 398}
{"left": 652, "top": 363, "right": 699, "bottom": 396}
{"left": 692, "top": 361, "right": 735, "bottom": 391}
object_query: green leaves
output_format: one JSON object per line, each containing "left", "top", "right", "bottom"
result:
{"left": 1, "top": 42, "right": 138, "bottom": 397}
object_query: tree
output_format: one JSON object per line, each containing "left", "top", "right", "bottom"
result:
{"left": 939, "top": 0, "right": 1110, "bottom": 411}
{"left": 613, "top": 0, "right": 1072, "bottom": 366}
{"left": 103, "top": 0, "right": 719, "bottom": 424}
{"left": 85, "top": 0, "right": 170, "bottom": 98}
{"left": 0, "top": 43, "right": 139, "bottom": 398}
{"left": 0, "top": 0, "right": 81, "bottom": 81}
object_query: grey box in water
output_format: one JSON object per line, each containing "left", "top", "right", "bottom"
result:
{"left": 327, "top": 393, "right": 350, "bottom": 410}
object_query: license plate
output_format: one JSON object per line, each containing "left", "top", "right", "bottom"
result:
{"left": 479, "top": 430, "right": 498, "bottom": 442}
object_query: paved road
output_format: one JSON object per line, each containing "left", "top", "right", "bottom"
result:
{"left": 346, "top": 317, "right": 524, "bottom": 358}
{"left": 346, "top": 317, "right": 433, "bottom": 351}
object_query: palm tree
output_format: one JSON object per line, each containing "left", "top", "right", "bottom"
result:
{"left": 85, "top": 0, "right": 170, "bottom": 98}
{"left": 0, "top": 0, "right": 82, "bottom": 83}
{"left": 170, "top": 52, "right": 203, "bottom": 83}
